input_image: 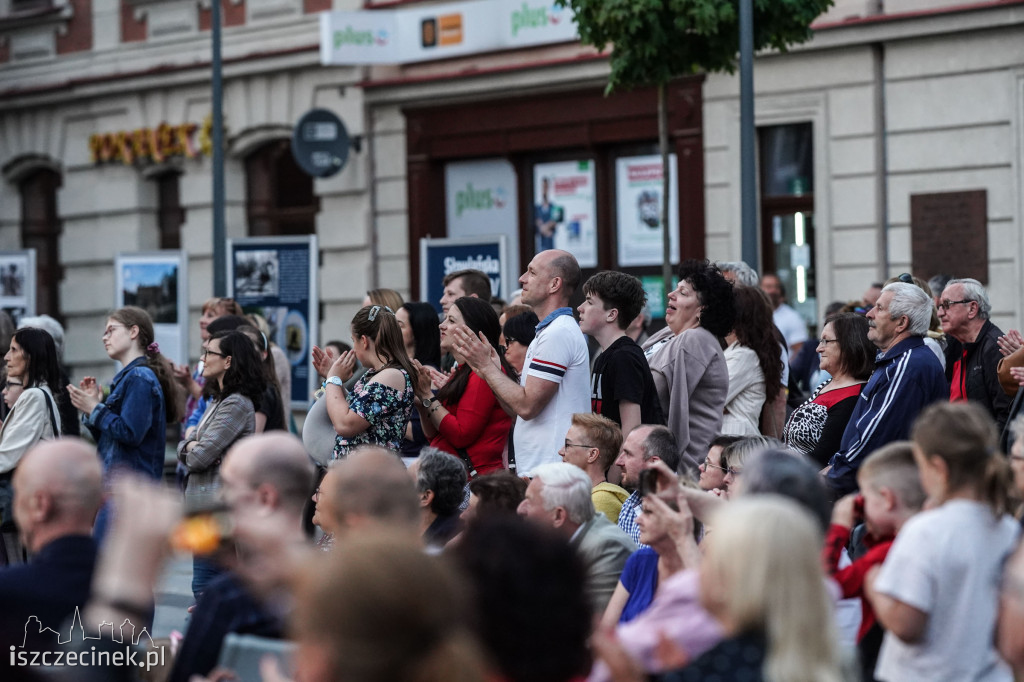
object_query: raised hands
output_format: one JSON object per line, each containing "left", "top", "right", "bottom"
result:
{"left": 311, "top": 345, "right": 337, "bottom": 378}
{"left": 998, "top": 329, "right": 1024, "bottom": 357}
{"left": 411, "top": 360, "right": 434, "bottom": 399}
{"left": 451, "top": 326, "right": 499, "bottom": 373}
{"left": 67, "top": 376, "right": 103, "bottom": 414}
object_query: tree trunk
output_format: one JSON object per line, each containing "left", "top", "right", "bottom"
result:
{"left": 659, "top": 82, "right": 672, "bottom": 298}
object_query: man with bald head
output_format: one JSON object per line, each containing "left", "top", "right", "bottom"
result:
{"left": 169, "top": 432, "right": 315, "bottom": 682}
{"left": 316, "top": 445, "right": 419, "bottom": 542}
{"left": 456, "top": 249, "right": 591, "bottom": 476}
{"left": 0, "top": 439, "right": 102, "bottom": 647}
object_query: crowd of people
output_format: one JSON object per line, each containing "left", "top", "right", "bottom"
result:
{"left": 2, "top": 253, "right": 1024, "bottom": 682}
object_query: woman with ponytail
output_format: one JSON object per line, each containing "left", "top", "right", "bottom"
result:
{"left": 865, "top": 402, "right": 1018, "bottom": 681}
{"left": 68, "top": 307, "right": 181, "bottom": 537}
{"left": 311, "top": 305, "right": 415, "bottom": 459}
{"left": 69, "top": 306, "right": 180, "bottom": 479}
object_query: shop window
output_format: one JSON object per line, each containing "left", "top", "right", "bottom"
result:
{"left": 155, "top": 171, "right": 184, "bottom": 250}
{"left": 759, "top": 123, "right": 815, "bottom": 327}
{"left": 245, "top": 139, "right": 319, "bottom": 236}
{"left": 19, "top": 168, "right": 62, "bottom": 318}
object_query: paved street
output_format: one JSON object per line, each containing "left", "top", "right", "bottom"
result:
{"left": 153, "top": 555, "right": 193, "bottom": 639}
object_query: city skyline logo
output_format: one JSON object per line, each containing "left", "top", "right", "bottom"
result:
{"left": 10, "top": 607, "right": 165, "bottom": 671}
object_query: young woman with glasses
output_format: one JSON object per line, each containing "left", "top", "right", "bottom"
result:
{"left": 67, "top": 306, "right": 181, "bottom": 537}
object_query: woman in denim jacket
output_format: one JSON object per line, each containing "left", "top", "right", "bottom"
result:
{"left": 68, "top": 306, "right": 181, "bottom": 537}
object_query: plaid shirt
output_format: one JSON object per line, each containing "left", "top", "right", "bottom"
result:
{"left": 617, "top": 491, "right": 648, "bottom": 549}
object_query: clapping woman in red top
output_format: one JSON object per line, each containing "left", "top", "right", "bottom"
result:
{"left": 413, "top": 297, "right": 516, "bottom": 477}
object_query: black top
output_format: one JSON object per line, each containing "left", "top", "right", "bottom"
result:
{"left": 591, "top": 336, "right": 664, "bottom": 428}
{"left": 655, "top": 630, "right": 766, "bottom": 682}
{"left": 260, "top": 385, "right": 285, "bottom": 432}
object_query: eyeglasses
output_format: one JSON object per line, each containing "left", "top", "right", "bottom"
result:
{"left": 898, "top": 273, "right": 914, "bottom": 284}
{"left": 725, "top": 466, "right": 742, "bottom": 478}
{"left": 202, "top": 348, "right": 228, "bottom": 359}
{"left": 817, "top": 337, "right": 840, "bottom": 346}
{"left": 700, "top": 457, "right": 727, "bottom": 473}
{"left": 937, "top": 299, "right": 972, "bottom": 311}
{"left": 3, "top": 381, "right": 22, "bottom": 390}
{"left": 102, "top": 324, "right": 127, "bottom": 338}
{"left": 563, "top": 441, "right": 595, "bottom": 450}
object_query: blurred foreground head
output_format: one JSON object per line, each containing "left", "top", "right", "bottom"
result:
{"left": 13, "top": 439, "right": 102, "bottom": 553}
{"left": 292, "top": 533, "right": 486, "bottom": 682}
{"left": 702, "top": 496, "right": 840, "bottom": 681}
{"left": 453, "top": 516, "right": 592, "bottom": 682}
{"left": 320, "top": 445, "right": 419, "bottom": 539}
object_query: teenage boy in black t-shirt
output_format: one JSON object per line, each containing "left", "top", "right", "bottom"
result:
{"left": 578, "top": 272, "right": 665, "bottom": 435}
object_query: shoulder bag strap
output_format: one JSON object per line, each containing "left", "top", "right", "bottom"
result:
{"left": 454, "top": 448, "right": 479, "bottom": 479}
{"left": 35, "top": 388, "right": 59, "bottom": 438}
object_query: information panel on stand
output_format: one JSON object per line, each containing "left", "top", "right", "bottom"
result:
{"left": 228, "top": 236, "right": 319, "bottom": 409}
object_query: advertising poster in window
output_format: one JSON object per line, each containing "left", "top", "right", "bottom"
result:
{"left": 445, "top": 159, "right": 519, "bottom": 281}
{"left": 532, "top": 160, "right": 597, "bottom": 267}
{"left": 0, "top": 249, "right": 35, "bottom": 324}
{"left": 228, "top": 236, "right": 319, "bottom": 409}
{"left": 615, "top": 154, "right": 679, "bottom": 267}
{"left": 115, "top": 251, "right": 187, "bottom": 367}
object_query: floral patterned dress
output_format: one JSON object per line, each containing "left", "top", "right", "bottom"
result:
{"left": 332, "top": 367, "right": 414, "bottom": 459}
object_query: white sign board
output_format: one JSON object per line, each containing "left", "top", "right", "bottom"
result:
{"left": 445, "top": 158, "right": 520, "bottom": 284}
{"left": 321, "top": 0, "right": 578, "bottom": 65}
{"left": 615, "top": 154, "right": 680, "bottom": 267}
{"left": 115, "top": 251, "right": 188, "bottom": 367}
{"left": 532, "top": 160, "right": 597, "bottom": 267}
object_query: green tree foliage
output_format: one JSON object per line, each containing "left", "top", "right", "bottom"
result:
{"left": 560, "top": 0, "right": 834, "bottom": 92}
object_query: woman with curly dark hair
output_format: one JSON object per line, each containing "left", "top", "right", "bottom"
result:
{"left": 721, "top": 286, "right": 784, "bottom": 435}
{"left": 413, "top": 297, "right": 516, "bottom": 477}
{"left": 641, "top": 260, "right": 735, "bottom": 470}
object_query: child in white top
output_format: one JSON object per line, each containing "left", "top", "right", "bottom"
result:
{"left": 866, "top": 402, "right": 1019, "bottom": 682}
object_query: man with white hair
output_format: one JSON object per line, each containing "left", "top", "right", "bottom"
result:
{"left": 824, "top": 282, "right": 946, "bottom": 497}
{"left": 716, "top": 260, "right": 759, "bottom": 288}
{"left": 518, "top": 462, "right": 636, "bottom": 613}
{"left": 938, "top": 278, "right": 1011, "bottom": 431}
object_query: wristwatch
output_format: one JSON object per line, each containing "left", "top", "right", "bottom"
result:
{"left": 326, "top": 376, "right": 344, "bottom": 388}
{"left": 421, "top": 396, "right": 437, "bottom": 408}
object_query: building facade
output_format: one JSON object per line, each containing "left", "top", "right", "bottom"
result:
{"left": 1, "top": 0, "right": 1022, "bottom": 380}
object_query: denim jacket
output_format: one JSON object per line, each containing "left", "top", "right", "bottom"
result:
{"left": 86, "top": 356, "right": 167, "bottom": 480}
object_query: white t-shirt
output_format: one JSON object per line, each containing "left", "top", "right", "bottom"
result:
{"left": 513, "top": 311, "right": 590, "bottom": 476}
{"left": 773, "top": 303, "right": 808, "bottom": 350}
{"left": 874, "top": 499, "right": 1019, "bottom": 682}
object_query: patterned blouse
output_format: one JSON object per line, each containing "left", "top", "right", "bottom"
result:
{"left": 333, "top": 367, "right": 414, "bottom": 459}
{"left": 782, "top": 379, "right": 865, "bottom": 468}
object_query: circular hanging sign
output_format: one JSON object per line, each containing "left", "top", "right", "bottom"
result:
{"left": 291, "top": 108, "right": 350, "bottom": 178}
